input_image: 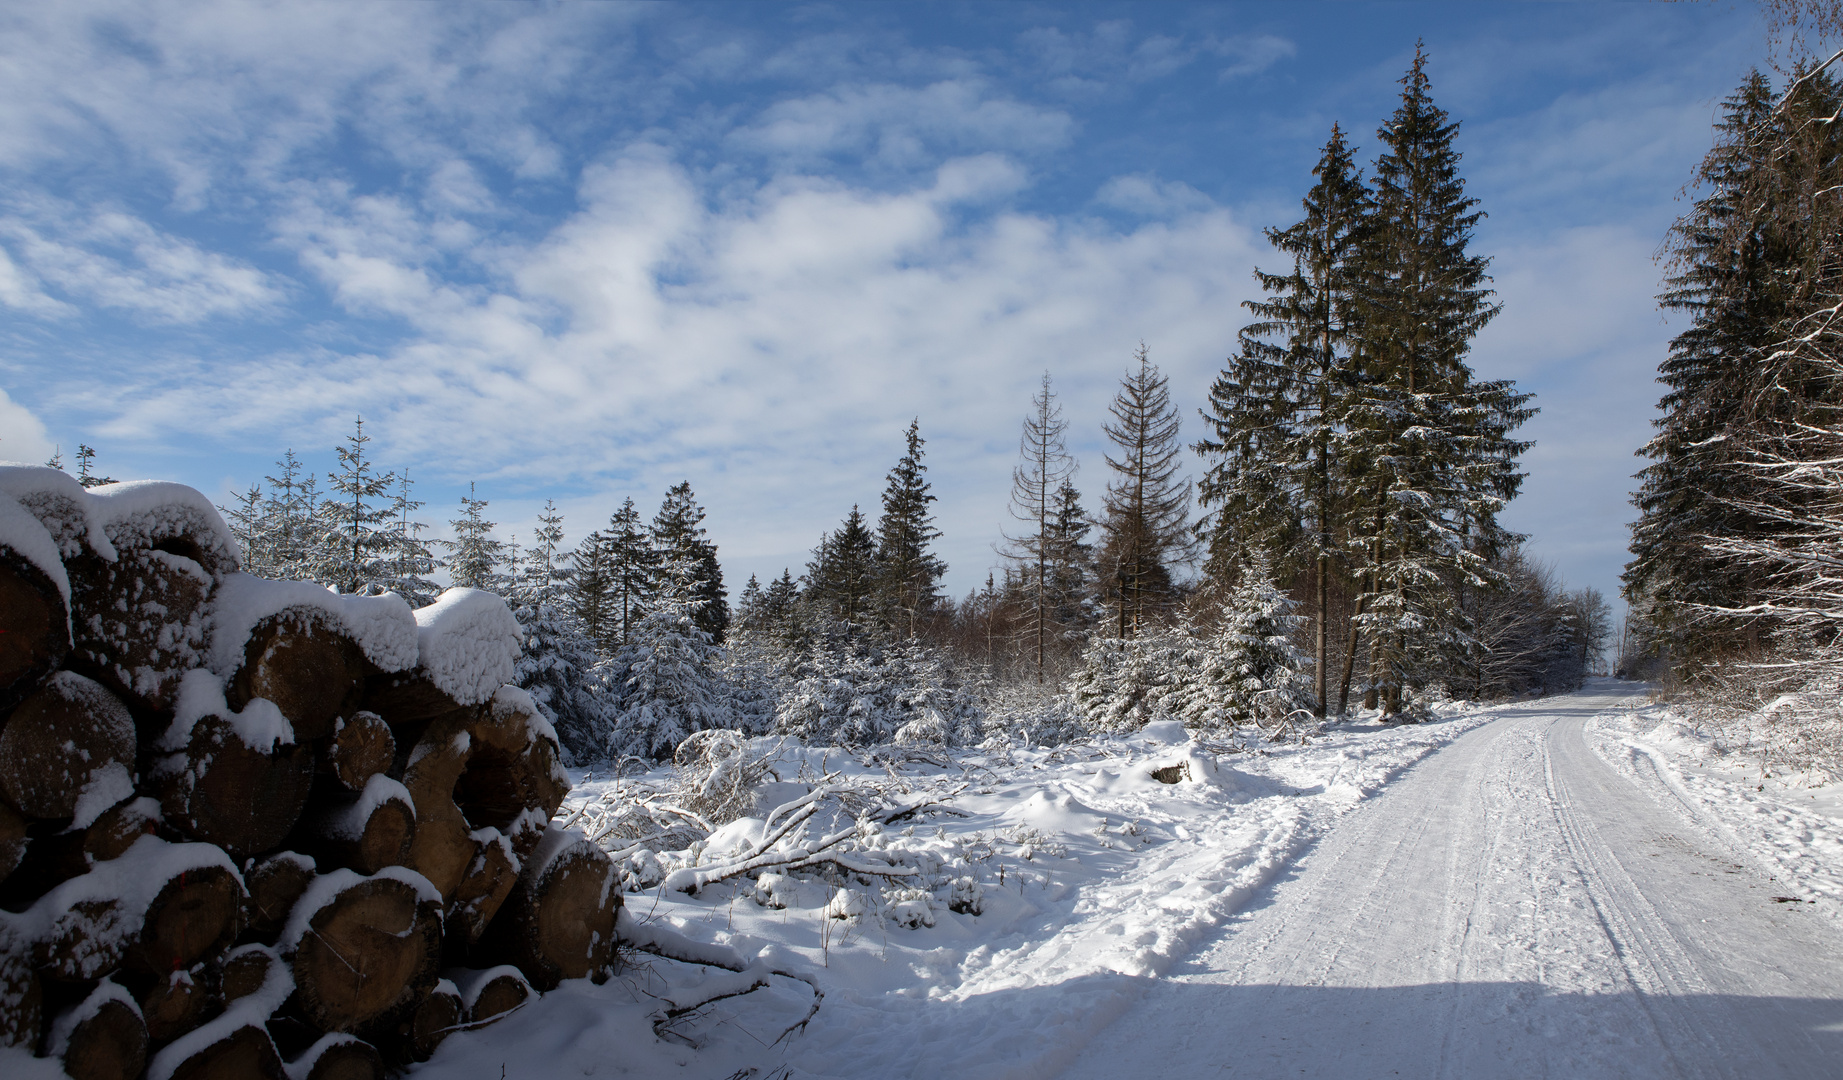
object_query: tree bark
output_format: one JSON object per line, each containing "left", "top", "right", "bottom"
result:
{"left": 153, "top": 713, "right": 314, "bottom": 860}
{"left": 226, "top": 611, "right": 369, "bottom": 743}
{"left": 473, "top": 830, "right": 618, "bottom": 990}
{"left": 32, "top": 856, "right": 242, "bottom": 983}
{"left": 0, "top": 670, "right": 135, "bottom": 821}
{"left": 0, "top": 547, "right": 69, "bottom": 714}
{"left": 444, "top": 834, "right": 519, "bottom": 952}
{"left": 56, "top": 985, "right": 148, "bottom": 1080}
{"left": 286, "top": 873, "right": 442, "bottom": 1034}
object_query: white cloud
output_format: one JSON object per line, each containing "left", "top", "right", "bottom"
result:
{"left": 1, "top": 208, "right": 280, "bottom": 323}
{"left": 733, "top": 80, "right": 1075, "bottom": 167}
{"left": 0, "top": 242, "right": 72, "bottom": 315}
{"left": 0, "top": 386, "right": 57, "bottom": 465}
{"left": 1094, "top": 174, "right": 1214, "bottom": 218}
{"left": 1213, "top": 34, "right": 1297, "bottom": 80}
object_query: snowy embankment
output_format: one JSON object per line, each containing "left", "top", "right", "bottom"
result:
{"left": 418, "top": 701, "right": 1510, "bottom": 1080}
{"left": 1586, "top": 696, "right": 1843, "bottom": 919}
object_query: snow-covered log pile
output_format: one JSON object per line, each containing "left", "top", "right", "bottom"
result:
{"left": 0, "top": 466, "right": 619, "bottom": 1080}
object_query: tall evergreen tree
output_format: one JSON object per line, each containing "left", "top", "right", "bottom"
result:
{"left": 876, "top": 420, "right": 948, "bottom": 639}
{"left": 382, "top": 471, "right": 439, "bottom": 606}
{"left": 1004, "top": 375, "right": 1080, "bottom": 681}
{"left": 806, "top": 507, "right": 880, "bottom": 625}
{"left": 602, "top": 498, "right": 657, "bottom": 649}
{"left": 1099, "top": 344, "right": 1193, "bottom": 639}
{"left": 263, "top": 450, "right": 321, "bottom": 583}
{"left": 1048, "top": 480, "right": 1097, "bottom": 645}
{"left": 1198, "top": 123, "right": 1371, "bottom": 716}
{"left": 568, "top": 528, "right": 614, "bottom": 648}
{"left": 322, "top": 416, "right": 398, "bottom": 594}
{"left": 1625, "top": 68, "right": 1843, "bottom": 665}
{"left": 445, "top": 483, "right": 505, "bottom": 592}
{"left": 1343, "top": 44, "right": 1530, "bottom": 714}
{"left": 651, "top": 482, "right": 728, "bottom": 642}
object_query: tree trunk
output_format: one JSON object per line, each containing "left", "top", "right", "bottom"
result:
{"left": 399, "top": 700, "right": 566, "bottom": 899}
{"left": 473, "top": 829, "right": 618, "bottom": 990}
{"left": 220, "top": 944, "right": 281, "bottom": 1006}
{"left": 241, "top": 853, "right": 316, "bottom": 943}
{"left": 66, "top": 547, "right": 212, "bottom": 715}
{"left": 152, "top": 713, "right": 314, "bottom": 860}
{"left": 444, "top": 835, "right": 519, "bottom": 952}
{"left": 32, "top": 857, "right": 242, "bottom": 983}
{"left": 138, "top": 966, "right": 215, "bottom": 1047}
{"left": 0, "top": 547, "right": 69, "bottom": 713}
{"left": 56, "top": 984, "right": 148, "bottom": 1080}
{"left": 0, "top": 670, "right": 136, "bottom": 821}
{"left": 454, "top": 966, "right": 530, "bottom": 1027}
{"left": 297, "top": 777, "right": 415, "bottom": 876}
{"left": 159, "top": 1023, "right": 287, "bottom": 1080}
{"left": 370, "top": 979, "right": 460, "bottom": 1065}
{"left": 286, "top": 873, "right": 443, "bottom": 1034}
{"left": 361, "top": 672, "right": 465, "bottom": 731}
{"left": 289, "top": 1035, "right": 385, "bottom": 1080}
{"left": 226, "top": 611, "right": 369, "bottom": 743}
{"left": 320, "top": 712, "right": 394, "bottom": 793}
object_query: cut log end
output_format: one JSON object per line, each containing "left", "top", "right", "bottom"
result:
{"left": 66, "top": 547, "right": 212, "bottom": 714}
{"left": 138, "top": 966, "right": 215, "bottom": 1047}
{"left": 58, "top": 991, "right": 148, "bottom": 1080}
{"left": 0, "top": 553, "right": 69, "bottom": 713}
{"left": 477, "top": 837, "right": 618, "bottom": 990}
{"left": 321, "top": 712, "right": 394, "bottom": 792}
{"left": 0, "top": 930, "right": 40, "bottom": 1048}
{"left": 156, "top": 714, "right": 313, "bottom": 860}
{"left": 130, "top": 861, "right": 243, "bottom": 977}
{"left": 227, "top": 612, "right": 367, "bottom": 743}
{"left": 0, "top": 670, "right": 135, "bottom": 821}
{"left": 289, "top": 875, "right": 442, "bottom": 1034}
{"left": 291, "top": 1035, "right": 385, "bottom": 1080}
{"left": 242, "top": 853, "right": 315, "bottom": 943}
{"left": 463, "top": 969, "right": 530, "bottom": 1028}
{"left": 162, "top": 1023, "right": 287, "bottom": 1080}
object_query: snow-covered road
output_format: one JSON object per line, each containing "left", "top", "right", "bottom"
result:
{"left": 1059, "top": 683, "right": 1843, "bottom": 1079}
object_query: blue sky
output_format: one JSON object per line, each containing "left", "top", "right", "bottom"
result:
{"left": 0, "top": 1, "right": 1776, "bottom": 609}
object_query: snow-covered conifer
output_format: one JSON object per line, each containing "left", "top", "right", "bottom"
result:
{"left": 1176, "top": 563, "right": 1313, "bottom": 733}
{"left": 444, "top": 483, "right": 506, "bottom": 592}
{"left": 652, "top": 483, "right": 728, "bottom": 643}
{"left": 381, "top": 471, "right": 439, "bottom": 606}
{"left": 603, "top": 497, "right": 657, "bottom": 649}
{"left": 509, "top": 501, "right": 615, "bottom": 762}
{"left": 875, "top": 420, "right": 947, "bottom": 639}
{"left": 1098, "top": 346, "right": 1193, "bottom": 639}
{"left": 321, "top": 416, "right": 399, "bottom": 594}
{"left": 606, "top": 555, "right": 735, "bottom": 761}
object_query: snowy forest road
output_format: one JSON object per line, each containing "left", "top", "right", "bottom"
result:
{"left": 1056, "top": 682, "right": 1843, "bottom": 1079}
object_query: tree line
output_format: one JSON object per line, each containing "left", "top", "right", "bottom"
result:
{"left": 58, "top": 46, "right": 1611, "bottom": 763}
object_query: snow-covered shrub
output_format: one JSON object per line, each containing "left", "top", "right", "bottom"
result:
{"left": 1066, "top": 632, "right": 1191, "bottom": 733}
{"left": 824, "top": 887, "right": 869, "bottom": 921}
{"left": 770, "top": 626, "right": 984, "bottom": 747}
{"left": 945, "top": 875, "right": 984, "bottom": 915}
{"left": 882, "top": 888, "right": 936, "bottom": 929}
{"left": 1172, "top": 566, "right": 1314, "bottom": 734}
{"left": 672, "top": 729, "right": 778, "bottom": 825}
{"left": 604, "top": 561, "right": 738, "bottom": 761}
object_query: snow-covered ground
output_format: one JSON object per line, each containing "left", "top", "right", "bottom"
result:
{"left": 415, "top": 698, "right": 1513, "bottom": 1079}
{"left": 1586, "top": 692, "right": 1843, "bottom": 920}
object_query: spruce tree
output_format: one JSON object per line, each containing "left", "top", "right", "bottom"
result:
{"left": 74, "top": 445, "right": 114, "bottom": 488}
{"left": 1099, "top": 344, "right": 1193, "bottom": 639}
{"left": 1049, "top": 480, "right": 1097, "bottom": 644}
{"left": 1003, "top": 375, "right": 1080, "bottom": 681}
{"left": 221, "top": 483, "right": 269, "bottom": 575}
{"left": 651, "top": 482, "right": 728, "bottom": 642}
{"left": 1343, "top": 44, "right": 1530, "bottom": 715}
{"left": 1199, "top": 123, "right": 1371, "bottom": 716}
{"left": 322, "top": 416, "right": 398, "bottom": 595}
{"left": 602, "top": 498, "right": 657, "bottom": 649}
{"left": 806, "top": 507, "right": 880, "bottom": 626}
{"left": 1625, "top": 68, "right": 1843, "bottom": 665}
{"left": 875, "top": 420, "right": 947, "bottom": 639}
{"left": 382, "top": 471, "right": 439, "bottom": 606}
{"left": 510, "top": 501, "right": 612, "bottom": 758}
{"left": 568, "top": 528, "right": 613, "bottom": 647}
{"left": 445, "top": 483, "right": 506, "bottom": 592}
{"left": 263, "top": 450, "right": 321, "bottom": 582}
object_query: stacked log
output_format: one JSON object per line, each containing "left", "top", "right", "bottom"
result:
{"left": 0, "top": 467, "right": 618, "bottom": 1077}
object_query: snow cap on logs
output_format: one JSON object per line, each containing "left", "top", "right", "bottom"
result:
{"left": 413, "top": 588, "right": 522, "bottom": 707}
{"left": 85, "top": 480, "right": 241, "bottom": 577}
{"left": 0, "top": 491, "right": 70, "bottom": 605}
{"left": 0, "top": 462, "right": 112, "bottom": 562}
{"left": 209, "top": 573, "right": 420, "bottom": 678}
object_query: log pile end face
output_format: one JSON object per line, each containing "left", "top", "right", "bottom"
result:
{"left": 0, "top": 482, "right": 619, "bottom": 1073}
